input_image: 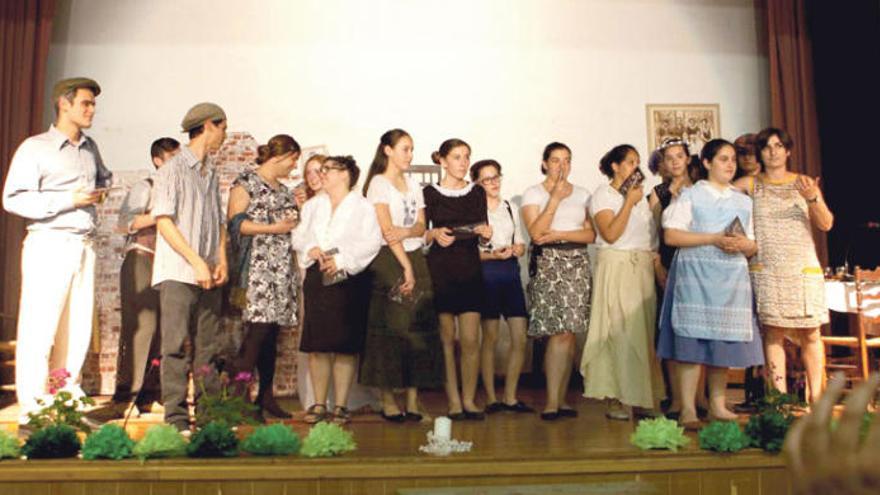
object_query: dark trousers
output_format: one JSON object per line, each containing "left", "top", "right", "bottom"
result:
{"left": 113, "top": 250, "right": 161, "bottom": 404}
{"left": 159, "top": 281, "right": 222, "bottom": 429}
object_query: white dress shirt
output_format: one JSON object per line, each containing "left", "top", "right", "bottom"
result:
{"left": 292, "top": 190, "right": 382, "bottom": 275}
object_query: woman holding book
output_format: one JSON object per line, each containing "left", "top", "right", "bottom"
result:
{"left": 658, "top": 138, "right": 763, "bottom": 429}
{"left": 470, "top": 159, "right": 532, "bottom": 414}
{"left": 424, "top": 138, "right": 492, "bottom": 420}
{"left": 291, "top": 155, "right": 382, "bottom": 424}
{"left": 359, "top": 129, "right": 442, "bottom": 422}
{"left": 580, "top": 144, "right": 664, "bottom": 420}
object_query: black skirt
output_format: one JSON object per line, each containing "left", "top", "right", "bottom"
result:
{"left": 426, "top": 242, "right": 485, "bottom": 315}
{"left": 299, "top": 264, "right": 371, "bottom": 354}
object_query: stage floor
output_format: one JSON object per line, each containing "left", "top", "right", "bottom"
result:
{"left": 0, "top": 388, "right": 791, "bottom": 495}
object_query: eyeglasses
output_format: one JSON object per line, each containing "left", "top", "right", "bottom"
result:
{"left": 479, "top": 175, "right": 502, "bottom": 185}
{"left": 320, "top": 165, "right": 347, "bottom": 174}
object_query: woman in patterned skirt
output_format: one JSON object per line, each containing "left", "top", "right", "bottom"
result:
{"left": 521, "top": 142, "right": 595, "bottom": 421}
{"left": 580, "top": 144, "right": 664, "bottom": 420}
{"left": 735, "top": 127, "right": 834, "bottom": 402}
{"left": 227, "top": 134, "right": 301, "bottom": 421}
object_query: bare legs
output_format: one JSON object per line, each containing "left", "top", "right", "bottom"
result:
{"left": 307, "top": 352, "right": 357, "bottom": 409}
{"left": 677, "top": 361, "right": 736, "bottom": 423}
{"left": 480, "top": 316, "right": 528, "bottom": 405}
{"left": 439, "top": 311, "right": 483, "bottom": 413}
{"left": 543, "top": 332, "right": 576, "bottom": 413}
{"left": 764, "top": 325, "right": 825, "bottom": 402}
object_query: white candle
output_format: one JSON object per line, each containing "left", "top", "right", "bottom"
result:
{"left": 433, "top": 416, "right": 452, "bottom": 441}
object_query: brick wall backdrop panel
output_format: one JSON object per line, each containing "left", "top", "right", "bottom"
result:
{"left": 82, "top": 132, "right": 302, "bottom": 397}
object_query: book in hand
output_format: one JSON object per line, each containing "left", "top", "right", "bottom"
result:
{"left": 320, "top": 247, "right": 349, "bottom": 286}
{"left": 617, "top": 168, "right": 645, "bottom": 195}
{"left": 388, "top": 276, "right": 425, "bottom": 308}
{"left": 451, "top": 222, "right": 486, "bottom": 240}
{"left": 724, "top": 217, "right": 746, "bottom": 236}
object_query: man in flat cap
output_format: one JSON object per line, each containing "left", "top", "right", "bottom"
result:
{"left": 150, "top": 102, "right": 228, "bottom": 433}
{"left": 2, "top": 77, "right": 112, "bottom": 428}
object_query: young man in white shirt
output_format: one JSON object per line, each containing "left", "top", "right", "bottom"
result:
{"left": 2, "top": 77, "right": 112, "bottom": 428}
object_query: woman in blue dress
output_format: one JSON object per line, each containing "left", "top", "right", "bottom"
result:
{"left": 657, "top": 138, "right": 764, "bottom": 428}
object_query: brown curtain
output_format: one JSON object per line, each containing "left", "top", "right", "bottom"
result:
{"left": 765, "top": 0, "right": 828, "bottom": 263}
{"left": 0, "top": 0, "right": 56, "bottom": 337}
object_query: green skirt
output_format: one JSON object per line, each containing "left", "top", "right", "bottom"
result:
{"left": 359, "top": 247, "right": 443, "bottom": 389}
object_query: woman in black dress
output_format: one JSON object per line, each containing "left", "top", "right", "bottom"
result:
{"left": 424, "top": 139, "right": 492, "bottom": 419}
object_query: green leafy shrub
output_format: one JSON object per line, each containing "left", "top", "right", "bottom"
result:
{"left": 241, "top": 424, "right": 301, "bottom": 456}
{"left": 698, "top": 421, "right": 751, "bottom": 453}
{"left": 629, "top": 417, "right": 690, "bottom": 452}
{"left": 186, "top": 421, "right": 239, "bottom": 458}
{"left": 300, "top": 422, "right": 356, "bottom": 458}
{"left": 82, "top": 424, "right": 135, "bottom": 460}
{"left": 133, "top": 424, "right": 188, "bottom": 460}
{"left": 22, "top": 424, "right": 81, "bottom": 459}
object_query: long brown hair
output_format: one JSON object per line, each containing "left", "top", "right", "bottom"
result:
{"left": 363, "top": 129, "right": 411, "bottom": 195}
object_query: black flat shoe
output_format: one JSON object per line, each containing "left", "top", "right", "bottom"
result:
{"left": 380, "top": 411, "right": 406, "bottom": 423}
{"left": 447, "top": 412, "right": 466, "bottom": 421}
{"left": 558, "top": 407, "right": 578, "bottom": 418}
{"left": 540, "top": 411, "right": 560, "bottom": 421}
{"left": 463, "top": 410, "right": 486, "bottom": 421}
{"left": 404, "top": 412, "right": 423, "bottom": 422}
{"left": 485, "top": 402, "right": 505, "bottom": 414}
{"left": 502, "top": 401, "right": 535, "bottom": 413}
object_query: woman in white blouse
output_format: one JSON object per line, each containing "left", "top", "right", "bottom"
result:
{"left": 470, "top": 159, "right": 532, "bottom": 414}
{"left": 521, "top": 142, "right": 595, "bottom": 421}
{"left": 359, "top": 129, "right": 442, "bottom": 423}
{"left": 291, "top": 155, "right": 382, "bottom": 424}
{"left": 580, "top": 144, "right": 664, "bottom": 420}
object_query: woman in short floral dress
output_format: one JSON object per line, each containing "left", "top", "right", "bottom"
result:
{"left": 521, "top": 142, "right": 595, "bottom": 421}
{"left": 227, "top": 134, "right": 301, "bottom": 421}
{"left": 735, "top": 127, "right": 834, "bottom": 402}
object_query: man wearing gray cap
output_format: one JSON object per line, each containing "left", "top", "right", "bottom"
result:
{"left": 150, "top": 102, "right": 229, "bottom": 432}
{"left": 2, "top": 77, "right": 112, "bottom": 427}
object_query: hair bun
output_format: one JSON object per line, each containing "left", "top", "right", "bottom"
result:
{"left": 255, "top": 144, "right": 270, "bottom": 164}
{"left": 430, "top": 151, "right": 441, "bottom": 165}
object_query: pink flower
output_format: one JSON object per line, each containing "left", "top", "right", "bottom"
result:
{"left": 151, "top": 358, "right": 161, "bottom": 367}
{"left": 47, "top": 368, "right": 70, "bottom": 394}
{"left": 234, "top": 371, "right": 253, "bottom": 383}
{"left": 195, "top": 364, "right": 213, "bottom": 377}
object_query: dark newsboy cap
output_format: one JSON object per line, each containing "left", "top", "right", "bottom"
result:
{"left": 52, "top": 77, "right": 101, "bottom": 101}
{"left": 180, "top": 102, "right": 227, "bottom": 132}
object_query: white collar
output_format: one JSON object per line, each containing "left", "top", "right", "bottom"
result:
{"left": 432, "top": 181, "right": 474, "bottom": 197}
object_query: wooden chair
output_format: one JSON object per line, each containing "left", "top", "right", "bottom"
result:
{"left": 822, "top": 267, "right": 880, "bottom": 381}
{"left": 406, "top": 165, "right": 441, "bottom": 187}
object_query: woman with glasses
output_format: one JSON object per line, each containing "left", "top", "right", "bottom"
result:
{"left": 292, "top": 155, "right": 382, "bottom": 424}
{"left": 470, "top": 159, "right": 532, "bottom": 414}
{"left": 359, "top": 129, "right": 442, "bottom": 422}
{"left": 521, "top": 142, "right": 595, "bottom": 420}
{"left": 424, "top": 138, "right": 492, "bottom": 420}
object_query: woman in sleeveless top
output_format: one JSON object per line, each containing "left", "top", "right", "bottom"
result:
{"left": 227, "top": 134, "right": 300, "bottom": 421}
{"left": 734, "top": 127, "right": 834, "bottom": 402}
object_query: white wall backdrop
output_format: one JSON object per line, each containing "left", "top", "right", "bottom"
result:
{"left": 45, "top": 0, "right": 769, "bottom": 195}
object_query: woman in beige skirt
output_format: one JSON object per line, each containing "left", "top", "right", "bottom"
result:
{"left": 581, "top": 144, "right": 664, "bottom": 420}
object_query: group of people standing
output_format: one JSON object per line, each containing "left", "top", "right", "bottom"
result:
{"left": 3, "top": 77, "right": 834, "bottom": 434}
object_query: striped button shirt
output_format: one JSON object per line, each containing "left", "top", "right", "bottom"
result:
{"left": 150, "top": 146, "right": 225, "bottom": 287}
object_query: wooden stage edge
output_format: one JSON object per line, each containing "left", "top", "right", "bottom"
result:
{"left": 0, "top": 392, "right": 792, "bottom": 494}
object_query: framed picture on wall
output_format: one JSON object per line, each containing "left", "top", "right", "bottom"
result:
{"left": 646, "top": 104, "right": 720, "bottom": 156}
